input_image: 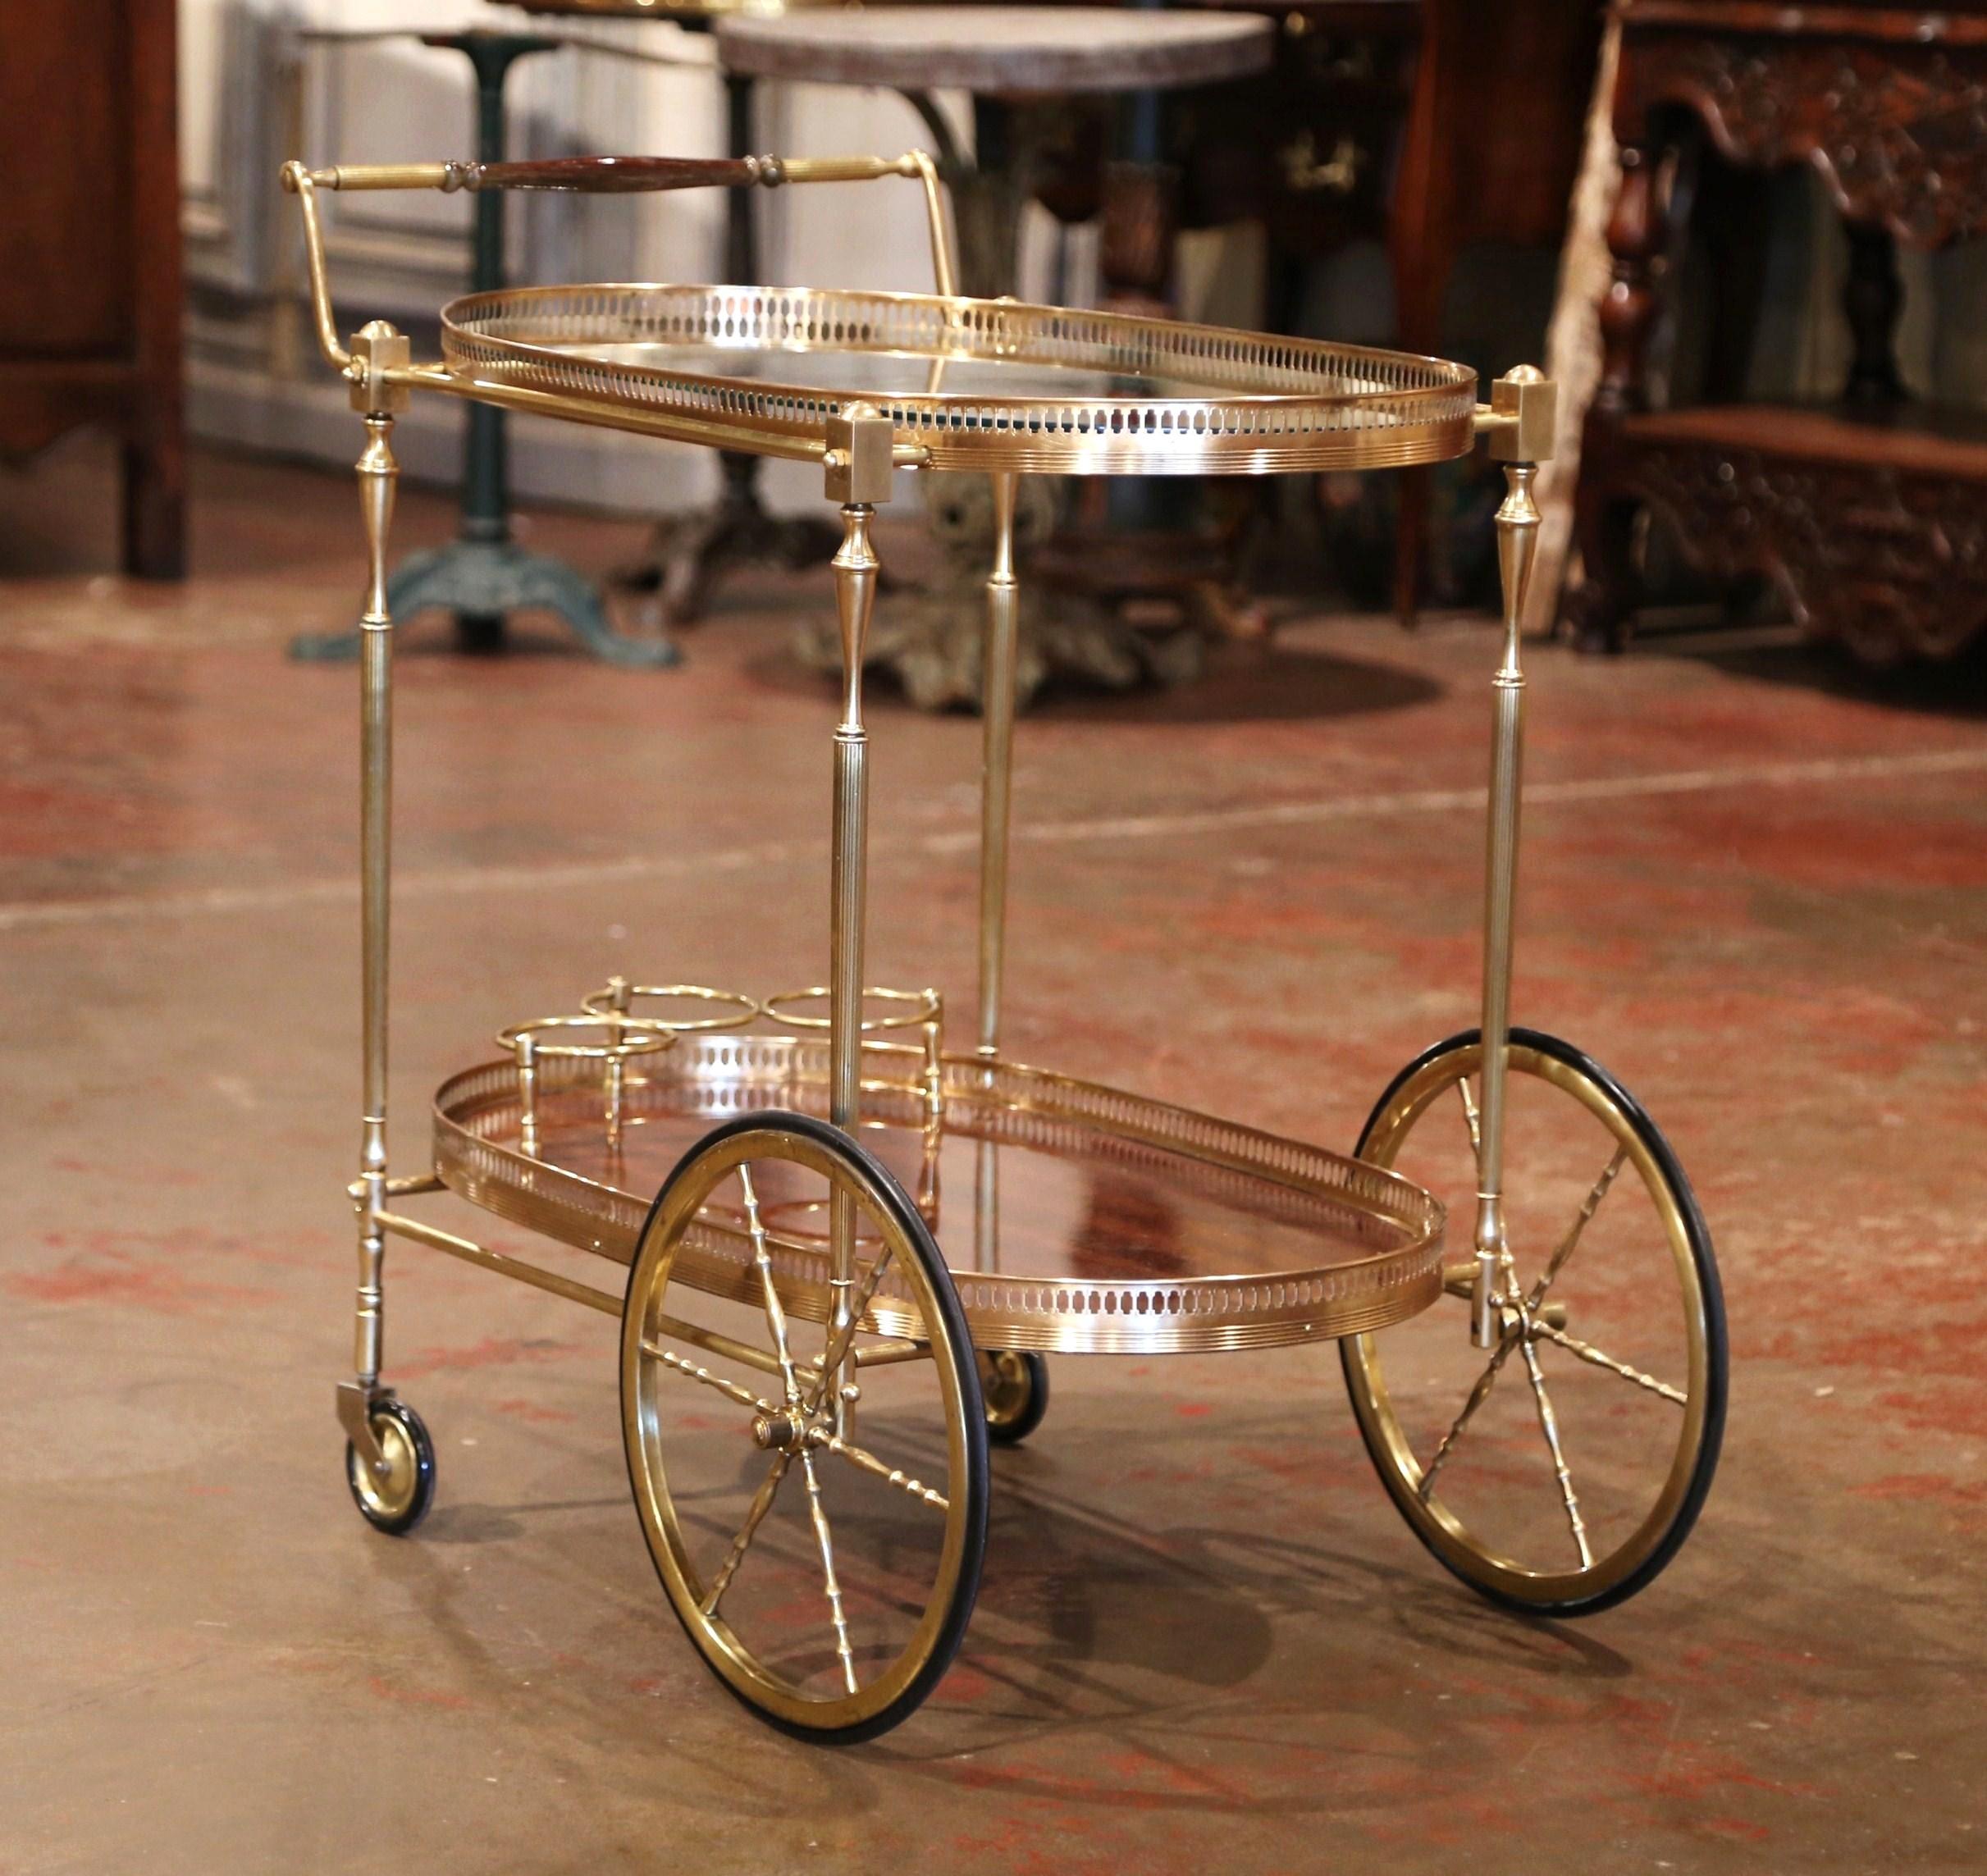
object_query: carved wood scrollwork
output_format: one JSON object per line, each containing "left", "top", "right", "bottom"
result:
{"left": 1624, "top": 438, "right": 1987, "bottom": 664}
{"left": 1616, "top": 31, "right": 1987, "bottom": 247}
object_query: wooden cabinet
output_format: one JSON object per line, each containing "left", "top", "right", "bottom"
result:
{"left": 1184, "top": 0, "right": 1601, "bottom": 616}
{"left": 1571, "top": 0, "right": 1987, "bottom": 663}
{"left": 0, "top": 0, "right": 185, "bottom": 577}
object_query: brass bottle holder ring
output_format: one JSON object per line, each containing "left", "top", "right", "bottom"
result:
{"left": 761, "top": 985, "right": 945, "bottom": 1121}
{"left": 760, "top": 984, "right": 943, "bottom": 1034}
{"left": 581, "top": 979, "right": 764, "bottom": 1034}
{"left": 497, "top": 1012, "right": 678, "bottom": 1154}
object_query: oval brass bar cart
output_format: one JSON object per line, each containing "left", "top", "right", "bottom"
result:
{"left": 284, "top": 148, "right": 1727, "bottom": 1742}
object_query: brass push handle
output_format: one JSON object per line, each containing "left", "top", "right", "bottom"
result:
{"left": 304, "top": 154, "right": 763, "bottom": 194}
{"left": 299, "top": 153, "right": 938, "bottom": 194}
{"left": 281, "top": 148, "right": 958, "bottom": 378}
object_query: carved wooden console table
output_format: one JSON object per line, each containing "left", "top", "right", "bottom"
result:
{"left": 1569, "top": 0, "right": 1987, "bottom": 664}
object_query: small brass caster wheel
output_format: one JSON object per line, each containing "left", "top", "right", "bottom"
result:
{"left": 345, "top": 1397, "right": 436, "bottom": 1536}
{"left": 979, "top": 1349, "right": 1049, "bottom": 1445}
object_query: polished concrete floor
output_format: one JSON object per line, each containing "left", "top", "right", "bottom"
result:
{"left": 4, "top": 440, "right": 1985, "bottom": 1874}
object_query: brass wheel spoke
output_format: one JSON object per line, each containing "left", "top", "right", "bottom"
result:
{"left": 1533, "top": 1321, "right": 1686, "bottom": 1405}
{"left": 798, "top": 1450, "right": 859, "bottom": 1695}
{"left": 803, "top": 1244, "right": 898, "bottom": 1420}
{"left": 1417, "top": 1332, "right": 1518, "bottom": 1501}
{"left": 640, "top": 1336, "right": 778, "bottom": 1417}
{"left": 739, "top": 1166, "right": 803, "bottom": 1408}
{"left": 811, "top": 1426, "right": 950, "bottom": 1511}
{"left": 1456, "top": 1074, "right": 1483, "bottom": 1167}
{"left": 700, "top": 1451, "right": 793, "bottom": 1617}
{"left": 1519, "top": 1339, "right": 1594, "bottom": 1569}
{"left": 1526, "top": 1146, "right": 1628, "bottom": 1312}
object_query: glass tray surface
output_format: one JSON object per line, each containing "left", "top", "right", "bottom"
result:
{"left": 433, "top": 1036, "right": 1447, "bottom": 1353}
{"left": 439, "top": 283, "right": 1479, "bottom": 474}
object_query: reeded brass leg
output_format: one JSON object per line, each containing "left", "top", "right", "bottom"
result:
{"left": 973, "top": 474, "right": 1020, "bottom": 1285}
{"left": 340, "top": 322, "right": 416, "bottom": 1499}
{"left": 1470, "top": 367, "right": 1545, "bottom": 1350}
{"left": 352, "top": 333, "right": 404, "bottom": 1398}
{"left": 977, "top": 472, "right": 1021, "bottom": 1061}
{"left": 824, "top": 407, "right": 894, "bottom": 1438}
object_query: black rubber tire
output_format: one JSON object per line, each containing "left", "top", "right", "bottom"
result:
{"left": 345, "top": 1397, "right": 436, "bottom": 1537}
{"left": 624, "top": 1110, "right": 989, "bottom": 1745}
{"left": 980, "top": 1350, "right": 1051, "bottom": 1445}
{"left": 1343, "top": 1028, "right": 1728, "bottom": 1618}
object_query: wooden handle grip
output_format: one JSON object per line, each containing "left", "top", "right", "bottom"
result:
{"left": 468, "top": 155, "right": 762, "bottom": 193}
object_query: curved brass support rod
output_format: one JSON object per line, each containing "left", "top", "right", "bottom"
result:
{"left": 279, "top": 164, "right": 349, "bottom": 372}
{"left": 905, "top": 150, "right": 958, "bottom": 301}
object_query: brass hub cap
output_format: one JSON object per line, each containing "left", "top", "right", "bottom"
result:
{"left": 354, "top": 1416, "right": 418, "bottom": 1520}
{"left": 749, "top": 1411, "right": 806, "bottom": 1454}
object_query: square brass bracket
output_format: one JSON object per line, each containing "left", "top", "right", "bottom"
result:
{"left": 349, "top": 322, "right": 412, "bottom": 418}
{"left": 336, "top": 1379, "right": 391, "bottom": 1473}
{"left": 824, "top": 406, "right": 897, "bottom": 505}
{"left": 1487, "top": 369, "right": 1557, "bottom": 463}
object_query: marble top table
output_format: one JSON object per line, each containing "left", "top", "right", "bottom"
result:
{"left": 713, "top": 6, "right": 1272, "bottom": 95}
{"left": 716, "top": 6, "right": 1274, "bottom": 709}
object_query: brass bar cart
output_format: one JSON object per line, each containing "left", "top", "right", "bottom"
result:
{"left": 284, "top": 148, "right": 1727, "bottom": 1742}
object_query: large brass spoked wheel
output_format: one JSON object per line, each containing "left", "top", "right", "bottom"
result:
{"left": 621, "top": 1111, "right": 989, "bottom": 1741}
{"left": 1342, "top": 1029, "right": 1725, "bottom": 1615}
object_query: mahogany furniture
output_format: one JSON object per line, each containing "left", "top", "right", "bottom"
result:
{"left": 1188, "top": 0, "right": 1601, "bottom": 618}
{"left": 1569, "top": 0, "right": 1987, "bottom": 663}
{"left": 0, "top": 0, "right": 185, "bottom": 577}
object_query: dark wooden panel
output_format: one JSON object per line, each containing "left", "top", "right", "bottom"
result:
{"left": 0, "top": 0, "right": 134, "bottom": 354}
{"left": 1571, "top": 1, "right": 1987, "bottom": 663}
{"left": 0, "top": 0, "right": 184, "bottom": 576}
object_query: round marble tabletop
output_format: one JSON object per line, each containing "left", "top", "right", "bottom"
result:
{"left": 517, "top": 0, "right": 830, "bottom": 20}
{"left": 714, "top": 6, "right": 1274, "bottom": 94}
